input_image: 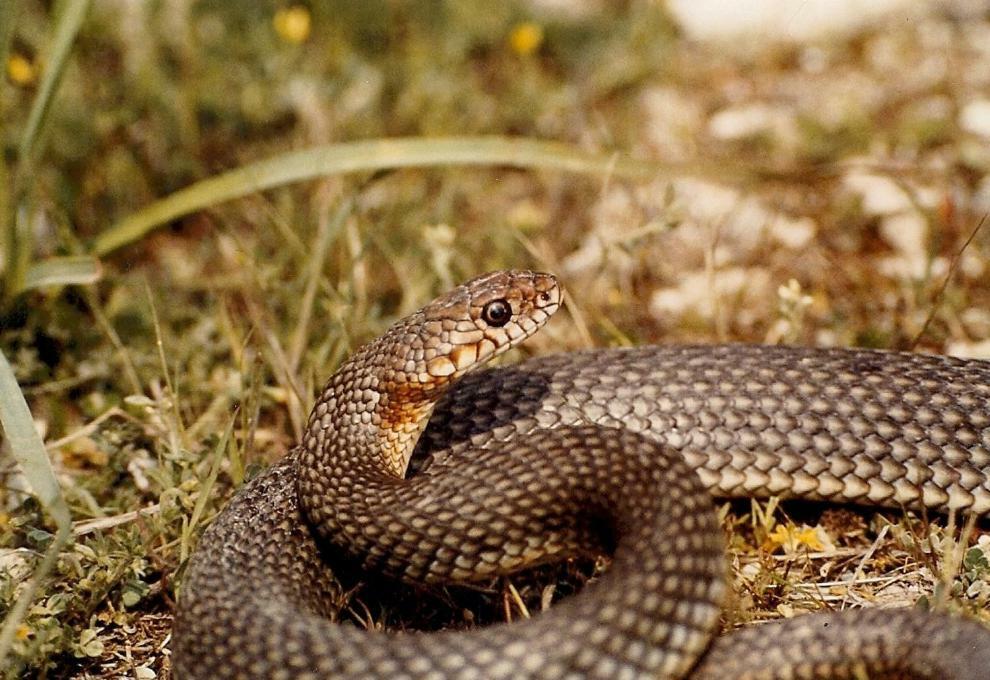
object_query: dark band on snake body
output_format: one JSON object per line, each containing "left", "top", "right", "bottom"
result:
{"left": 173, "top": 270, "right": 990, "bottom": 679}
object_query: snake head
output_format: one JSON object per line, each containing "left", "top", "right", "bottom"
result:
{"left": 372, "top": 270, "right": 562, "bottom": 389}
{"left": 412, "top": 269, "right": 561, "bottom": 380}
{"left": 361, "top": 270, "right": 560, "bottom": 476}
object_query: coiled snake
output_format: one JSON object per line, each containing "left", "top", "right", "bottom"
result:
{"left": 173, "top": 270, "right": 990, "bottom": 679}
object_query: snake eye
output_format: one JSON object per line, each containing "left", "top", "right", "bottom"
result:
{"left": 481, "top": 299, "right": 512, "bottom": 327}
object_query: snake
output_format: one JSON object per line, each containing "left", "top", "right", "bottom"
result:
{"left": 172, "top": 269, "right": 990, "bottom": 679}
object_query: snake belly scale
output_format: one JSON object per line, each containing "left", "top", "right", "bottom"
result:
{"left": 173, "top": 270, "right": 990, "bottom": 679}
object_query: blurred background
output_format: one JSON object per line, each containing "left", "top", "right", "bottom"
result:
{"left": 3, "top": 0, "right": 990, "bottom": 676}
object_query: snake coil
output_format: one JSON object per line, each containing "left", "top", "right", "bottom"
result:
{"left": 174, "top": 270, "right": 990, "bottom": 679}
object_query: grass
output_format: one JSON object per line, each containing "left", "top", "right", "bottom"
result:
{"left": 2, "top": 1, "right": 990, "bottom": 677}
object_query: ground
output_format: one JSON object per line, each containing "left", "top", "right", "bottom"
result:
{"left": 2, "top": 1, "right": 990, "bottom": 677}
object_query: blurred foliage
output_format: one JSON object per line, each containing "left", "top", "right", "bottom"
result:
{"left": 1, "top": 0, "right": 678, "bottom": 244}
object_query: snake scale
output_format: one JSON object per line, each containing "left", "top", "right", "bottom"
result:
{"left": 173, "top": 270, "right": 990, "bottom": 679}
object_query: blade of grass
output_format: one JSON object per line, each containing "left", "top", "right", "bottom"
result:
{"left": 5, "top": 0, "right": 91, "bottom": 299}
{"left": 0, "top": 1, "right": 20, "bottom": 282}
{"left": 288, "top": 193, "right": 355, "bottom": 374}
{"left": 92, "top": 136, "right": 728, "bottom": 257}
{"left": 17, "top": 0, "right": 92, "bottom": 165}
{"left": 0, "top": 348, "right": 72, "bottom": 664}
{"left": 910, "top": 213, "right": 988, "bottom": 349}
{"left": 80, "top": 287, "right": 143, "bottom": 396}
{"left": 22, "top": 255, "right": 101, "bottom": 291}
{"left": 144, "top": 278, "right": 182, "bottom": 456}
{"left": 180, "top": 413, "right": 235, "bottom": 565}
{"left": 0, "top": 2, "right": 19, "bottom": 76}
{"left": 0, "top": 140, "right": 9, "bottom": 286}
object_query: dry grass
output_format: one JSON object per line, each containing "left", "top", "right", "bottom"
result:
{"left": 2, "top": 1, "right": 990, "bottom": 677}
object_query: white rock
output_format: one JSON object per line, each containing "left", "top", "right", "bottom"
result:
{"left": 877, "top": 213, "right": 929, "bottom": 280}
{"left": 843, "top": 172, "right": 914, "bottom": 215}
{"left": 666, "top": 0, "right": 919, "bottom": 43}
{"left": 879, "top": 212, "right": 927, "bottom": 260}
{"left": 709, "top": 103, "right": 792, "bottom": 141}
{"left": 973, "top": 175, "right": 990, "bottom": 214}
{"left": 961, "top": 252, "right": 986, "bottom": 279}
{"left": 947, "top": 339, "right": 990, "bottom": 360}
{"left": 770, "top": 216, "right": 817, "bottom": 249}
{"left": 709, "top": 102, "right": 804, "bottom": 154}
{"left": 960, "top": 100, "right": 990, "bottom": 139}
{"left": 649, "top": 267, "right": 772, "bottom": 320}
{"left": 641, "top": 87, "right": 704, "bottom": 159}
{"left": 564, "top": 176, "right": 818, "bottom": 279}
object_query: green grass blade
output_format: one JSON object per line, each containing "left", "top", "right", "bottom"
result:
{"left": 0, "top": 352, "right": 69, "bottom": 526}
{"left": 0, "top": 136, "right": 10, "bottom": 287}
{"left": 21, "top": 255, "right": 102, "bottom": 291}
{"left": 0, "top": 0, "right": 22, "bottom": 289}
{"left": 180, "top": 413, "right": 235, "bottom": 565}
{"left": 0, "top": 1, "right": 21, "bottom": 98}
{"left": 0, "top": 349, "right": 72, "bottom": 664}
{"left": 92, "top": 136, "right": 695, "bottom": 257}
{"left": 6, "top": 0, "right": 90, "bottom": 304}
{"left": 17, "top": 0, "right": 92, "bottom": 164}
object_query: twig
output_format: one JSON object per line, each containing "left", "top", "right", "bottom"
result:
{"left": 911, "top": 212, "right": 988, "bottom": 349}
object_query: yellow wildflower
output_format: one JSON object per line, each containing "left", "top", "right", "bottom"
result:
{"left": 509, "top": 22, "right": 543, "bottom": 56}
{"left": 7, "top": 54, "right": 36, "bottom": 86}
{"left": 274, "top": 6, "right": 311, "bottom": 45}
{"left": 766, "top": 524, "right": 825, "bottom": 553}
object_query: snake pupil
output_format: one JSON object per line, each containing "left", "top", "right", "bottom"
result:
{"left": 482, "top": 299, "right": 512, "bottom": 326}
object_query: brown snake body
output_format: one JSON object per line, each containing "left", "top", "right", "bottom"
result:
{"left": 173, "top": 270, "right": 990, "bottom": 679}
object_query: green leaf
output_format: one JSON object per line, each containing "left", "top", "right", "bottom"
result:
{"left": 5, "top": 0, "right": 92, "bottom": 304}
{"left": 180, "top": 414, "right": 236, "bottom": 564}
{"left": 26, "top": 527, "right": 55, "bottom": 549}
{"left": 0, "top": 348, "right": 72, "bottom": 665}
{"left": 91, "top": 136, "right": 689, "bottom": 256}
{"left": 965, "top": 545, "right": 989, "bottom": 571}
{"left": 121, "top": 580, "right": 150, "bottom": 608}
{"left": 17, "top": 0, "right": 93, "bottom": 165}
{"left": 0, "top": 2, "right": 22, "bottom": 98}
{"left": 21, "top": 255, "right": 102, "bottom": 291}
{"left": 0, "top": 351, "right": 69, "bottom": 530}
{"left": 0, "top": 0, "right": 22, "bottom": 95}
{"left": 72, "top": 627, "right": 104, "bottom": 658}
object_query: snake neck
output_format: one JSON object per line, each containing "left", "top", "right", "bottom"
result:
{"left": 295, "top": 271, "right": 561, "bottom": 555}
{"left": 301, "top": 329, "right": 454, "bottom": 480}
{"left": 295, "top": 331, "right": 459, "bottom": 551}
